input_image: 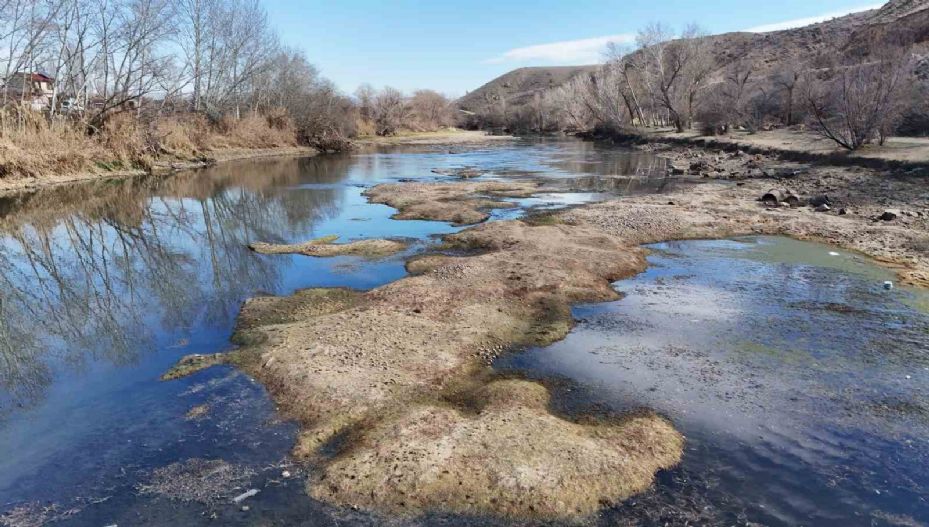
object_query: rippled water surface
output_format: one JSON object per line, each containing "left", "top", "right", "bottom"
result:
{"left": 497, "top": 236, "right": 929, "bottom": 526}
{"left": 0, "top": 140, "right": 669, "bottom": 525}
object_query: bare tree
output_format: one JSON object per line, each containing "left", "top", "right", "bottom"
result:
{"left": 408, "top": 89, "right": 451, "bottom": 131}
{"left": 774, "top": 64, "right": 803, "bottom": 126}
{"left": 804, "top": 48, "right": 913, "bottom": 150}
{"left": 635, "top": 23, "right": 712, "bottom": 133}
{"left": 372, "top": 86, "right": 407, "bottom": 136}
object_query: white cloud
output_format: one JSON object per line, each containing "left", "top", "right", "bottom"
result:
{"left": 744, "top": 3, "right": 883, "bottom": 33}
{"left": 484, "top": 34, "right": 636, "bottom": 65}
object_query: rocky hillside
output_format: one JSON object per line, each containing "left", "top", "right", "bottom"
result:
{"left": 460, "top": 1, "right": 928, "bottom": 113}
{"left": 457, "top": 66, "right": 597, "bottom": 114}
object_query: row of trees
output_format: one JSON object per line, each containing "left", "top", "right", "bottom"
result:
{"left": 355, "top": 85, "right": 454, "bottom": 136}
{"left": 472, "top": 24, "right": 922, "bottom": 151}
{"left": 0, "top": 0, "right": 358, "bottom": 146}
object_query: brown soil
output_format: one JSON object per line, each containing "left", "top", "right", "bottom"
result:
{"left": 364, "top": 180, "right": 538, "bottom": 225}
{"left": 249, "top": 235, "right": 406, "bottom": 258}
{"left": 644, "top": 128, "right": 929, "bottom": 167}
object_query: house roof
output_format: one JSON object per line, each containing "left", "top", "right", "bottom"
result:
{"left": 9, "top": 72, "right": 55, "bottom": 82}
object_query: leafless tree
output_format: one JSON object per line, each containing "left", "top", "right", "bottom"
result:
{"left": 408, "top": 89, "right": 452, "bottom": 131}
{"left": 635, "top": 23, "right": 712, "bottom": 132}
{"left": 354, "top": 83, "right": 375, "bottom": 121}
{"left": 371, "top": 86, "right": 407, "bottom": 136}
{"left": 774, "top": 63, "right": 803, "bottom": 126}
{"left": 804, "top": 48, "right": 913, "bottom": 150}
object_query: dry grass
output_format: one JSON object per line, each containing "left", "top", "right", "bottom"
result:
{"left": 0, "top": 105, "right": 300, "bottom": 183}
{"left": 0, "top": 502, "right": 78, "bottom": 527}
{"left": 182, "top": 203, "right": 679, "bottom": 521}
{"left": 207, "top": 111, "right": 297, "bottom": 150}
{"left": 0, "top": 107, "right": 105, "bottom": 178}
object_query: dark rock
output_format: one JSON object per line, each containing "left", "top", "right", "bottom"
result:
{"left": 809, "top": 194, "right": 831, "bottom": 207}
{"left": 880, "top": 209, "right": 900, "bottom": 221}
{"left": 815, "top": 204, "right": 831, "bottom": 213}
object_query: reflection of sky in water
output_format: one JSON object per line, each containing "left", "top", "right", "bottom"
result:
{"left": 0, "top": 140, "right": 670, "bottom": 524}
{"left": 497, "top": 236, "right": 929, "bottom": 526}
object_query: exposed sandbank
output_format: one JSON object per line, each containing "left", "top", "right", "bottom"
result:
{"left": 170, "top": 215, "right": 683, "bottom": 521}
{"left": 364, "top": 181, "right": 538, "bottom": 225}
{"left": 354, "top": 129, "right": 516, "bottom": 147}
{"left": 249, "top": 235, "right": 407, "bottom": 258}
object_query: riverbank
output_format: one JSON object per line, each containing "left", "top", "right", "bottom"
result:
{"left": 162, "top": 136, "right": 929, "bottom": 523}
{"left": 354, "top": 128, "right": 516, "bottom": 147}
{"left": 0, "top": 145, "right": 318, "bottom": 197}
{"left": 610, "top": 137, "right": 929, "bottom": 286}
{"left": 0, "top": 129, "right": 507, "bottom": 197}
{"left": 596, "top": 127, "right": 929, "bottom": 170}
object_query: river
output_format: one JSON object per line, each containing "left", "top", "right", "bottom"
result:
{"left": 0, "top": 140, "right": 926, "bottom": 526}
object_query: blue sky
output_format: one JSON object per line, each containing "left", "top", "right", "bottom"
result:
{"left": 265, "top": 0, "right": 884, "bottom": 97}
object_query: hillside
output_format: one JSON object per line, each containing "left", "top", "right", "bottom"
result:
{"left": 460, "top": 0, "right": 929, "bottom": 115}
{"left": 457, "top": 66, "right": 597, "bottom": 114}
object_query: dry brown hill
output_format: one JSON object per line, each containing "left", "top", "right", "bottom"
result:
{"left": 457, "top": 66, "right": 597, "bottom": 114}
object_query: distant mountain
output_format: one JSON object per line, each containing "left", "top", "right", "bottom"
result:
{"left": 460, "top": 1, "right": 929, "bottom": 114}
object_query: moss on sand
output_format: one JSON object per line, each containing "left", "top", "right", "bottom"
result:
{"left": 211, "top": 214, "right": 682, "bottom": 521}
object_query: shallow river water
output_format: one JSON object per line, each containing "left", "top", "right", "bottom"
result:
{"left": 0, "top": 140, "right": 926, "bottom": 526}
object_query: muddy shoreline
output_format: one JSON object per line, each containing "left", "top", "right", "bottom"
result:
{"left": 604, "top": 137, "right": 929, "bottom": 286}
{"left": 165, "top": 136, "right": 929, "bottom": 523}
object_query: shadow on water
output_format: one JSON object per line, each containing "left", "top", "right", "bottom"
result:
{"left": 496, "top": 236, "right": 929, "bottom": 526}
{"left": 0, "top": 140, "right": 672, "bottom": 525}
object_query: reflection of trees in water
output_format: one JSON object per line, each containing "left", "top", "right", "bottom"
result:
{"left": 0, "top": 155, "right": 350, "bottom": 411}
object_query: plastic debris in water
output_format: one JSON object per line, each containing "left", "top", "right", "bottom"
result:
{"left": 232, "top": 489, "right": 259, "bottom": 504}
{"left": 883, "top": 281, "right": 894, "bottom": 290}
{"left": 828, "top": 251, "right": 840, "bottom": 256}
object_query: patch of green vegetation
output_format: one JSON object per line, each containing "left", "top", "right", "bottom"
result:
{"left": 95, "top": 160, "right": 123, "bottom": 172}
{"left": 524, "top": 213, "right": 564, "bottom": 226}
{"left": 235, "top": 287, "right": 363, "bottom": 333}
{"left": 229, "top": 329, "right": 270, "bottom": 347}
{"left": 310, "top": 234, "right": 340, "bottom": 244}
{"left": 161, "top": 353, "right": 226, "bottom": 381}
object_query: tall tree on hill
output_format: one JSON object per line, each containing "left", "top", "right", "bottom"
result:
{"left": 635, "top": 23, "right": 712, "bottom": 133}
